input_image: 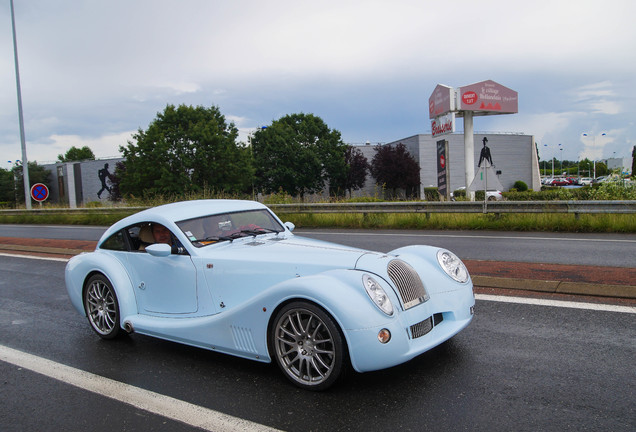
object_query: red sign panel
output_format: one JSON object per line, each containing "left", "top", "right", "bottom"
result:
{"left": 428, "top": 84, "right": 454, "bottom": 119}
{"left": 459, "top": 80, "right": 518, "bottom": 114}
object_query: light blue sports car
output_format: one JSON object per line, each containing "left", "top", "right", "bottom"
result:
{"left": 65, "top": 199, "right": 474, "bottom": 390}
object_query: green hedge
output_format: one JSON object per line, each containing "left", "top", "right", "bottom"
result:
{"left": 504, "top": 183, "right": 636, "bottom": 201}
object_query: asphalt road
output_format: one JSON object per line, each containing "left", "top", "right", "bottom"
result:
{"left": 1, "top": 254, "right": 635, "bottom": 431}
{"left": 1, "top": 224, "right": 635, "bottom": 267}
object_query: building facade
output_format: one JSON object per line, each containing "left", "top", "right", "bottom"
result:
{"left": 39, "top": 133, "right": 540, "bottom": 206}
{"left": 43, "top": 158, "right": 123, "bottom": 207}
{"left": 354, "top": 132, "right": 541, "bottom": 198}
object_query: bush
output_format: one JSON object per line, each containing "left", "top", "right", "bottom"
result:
{"left": 423, "top": 187, "right": 440, "bottom": 201}
{"left": 513, "top": 180, "right": 528, "bottom": 192}
{"left": 503, "top": 182, "right": 636, "bottom": 201}
{"left": 453, "top": 189, "right": 467, "bottom": 200}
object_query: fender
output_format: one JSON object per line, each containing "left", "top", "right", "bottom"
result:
{"left": 65, "top": 251, "right": 138, "bottom": 320}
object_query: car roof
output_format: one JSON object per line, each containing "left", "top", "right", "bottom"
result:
{"left": 132, "top": 199, "right": 267, "bottom": 222}
{"left": 99, "top": 200, "right": 269, "bottom": 244}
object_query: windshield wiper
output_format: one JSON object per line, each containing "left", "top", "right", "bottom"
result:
{"left": 193, "top": 235, "right": 234, "bottom": 243}
{"left": 195, "top": 228, "right": 281, "bottom": 244}
{"left": 235, "top": 227, "right": 281, "bottom": 237}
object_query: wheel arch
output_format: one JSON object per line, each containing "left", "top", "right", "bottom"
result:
{"left": 265, "top": 297, "right": 351, "bottom": 364}
{"left": 70, "top": 252, "right": 138, "bottom": 320}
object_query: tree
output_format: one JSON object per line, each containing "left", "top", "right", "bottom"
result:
{"left": 108, "top": 161, "right": 126, "bottom": 202}
{"left": 119, "top": 104, "right": 253, "bottom": 197}
{"left": 11, "top": 161, "right": 52, "bottom": 204}
{"left": 57, "top": 146, "right": 95, "bottom": 162}
{"left": 251, "top": 113, "right": 347, "bottom": 198}
{"left": 632, "top": 146, "right": 635, "bottom": 175}
{"left": 329, "top": 146, "right": 368, "bottom": 197}
{"left": 370, "top": 143, "right": 420, "bottom": 199}
{"left": 0, "top": 168, "right": 16, "bottom": 206}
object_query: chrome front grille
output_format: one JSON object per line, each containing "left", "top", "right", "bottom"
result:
{"left": 410, "top": 313, "right": 444, "bottom": 339}
{"left": 411, "top": 317, "right": 433, "bottom": 338}
{"left": 387, "top": 259, "right": 429, "bottom": 309}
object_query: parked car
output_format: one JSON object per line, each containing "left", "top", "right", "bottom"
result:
{"left": 451, "top": 186, "right": 503, "bottom": 201}
{"left": 548, "top": 178, "right": 571, "bottom": 186}
{"left": 66, "top": 200, "right": 475, "bottom": 390}
{"left": 579, "top": 177, "right": 593, "bottom": 186}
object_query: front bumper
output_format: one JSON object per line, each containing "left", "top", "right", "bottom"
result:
{"left": 345, "top": 286, "right": 475, "bottom": 372}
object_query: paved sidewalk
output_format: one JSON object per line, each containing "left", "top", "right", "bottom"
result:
{"left": 1, "top": 236, "right": 635, "bottom": 300}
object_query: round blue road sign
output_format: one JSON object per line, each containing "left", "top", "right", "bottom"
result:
{"left": 30, "top": 183, "right": 49, "bottom": 202}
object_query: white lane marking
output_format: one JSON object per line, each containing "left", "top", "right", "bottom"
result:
{"left": 295, "top": 231, "right": 636, "bottom": 244}
{"left": 476, "top": 294, "right": 636, "bottom": 314}
{"left": 0, "top": 252, "right": 68, "bottom": 262}
{"left": 0, "top": 345, "right": 281, "bottom": 432}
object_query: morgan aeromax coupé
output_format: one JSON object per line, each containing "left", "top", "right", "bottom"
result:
{"left": 65, "top": 199, "right": 475, "bottom": 390}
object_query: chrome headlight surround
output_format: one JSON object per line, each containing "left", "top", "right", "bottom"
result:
{"left": 362, "top": 274, "right": 394, "bottom": 316}
{"left": 436, "top": 250, "right": 470, "bottom": 283}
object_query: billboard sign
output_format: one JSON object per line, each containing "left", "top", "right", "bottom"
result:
{"left": 436, "top": 139, "right": 450, "bottom": 200}
{"left": 459, "top": 80, "right": 518, "bottom": 114}
{"left": 428, "top": 84, "right": 455, "bottom": 119}
{"left": 431, "top": 112, "right": 455, "bottom": 138}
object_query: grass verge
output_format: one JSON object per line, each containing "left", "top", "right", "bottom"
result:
{"left": 277, "top": 212, "right": 636, "bottom": 233}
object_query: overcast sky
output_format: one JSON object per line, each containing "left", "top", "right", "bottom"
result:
{"left": 2, "top": 0, "right": 635, "bottom": 170}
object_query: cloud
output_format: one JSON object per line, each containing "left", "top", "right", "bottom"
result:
{"left": 3, "top": 0, "right": 636, "bottom": 170}
{"left": 34, "top": 131, "right": 132, "bottom": 164}
{"left": 569, "top": 81, "right": 622, "bottom": 115}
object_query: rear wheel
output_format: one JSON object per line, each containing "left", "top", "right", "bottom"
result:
{"left": 271, "top": 302, "right": 347, "bottom": 391}
{"left": 84, "top": 274, "right": 121, "bottom": 339}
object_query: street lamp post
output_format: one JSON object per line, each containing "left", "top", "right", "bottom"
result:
{"left": 559, "top": 143, "right": 563, "bottom": 174}
{"left": 543, "top": 143, "right": 555, "bottom": 178}
{"left": 10, "top": 0, "right": 31, "bottom": 209}
{"left": 582, "top": 132, "right": 606, "bottom": 180}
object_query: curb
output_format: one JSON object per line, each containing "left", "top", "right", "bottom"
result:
{"left": 472, "top": 275, "right": 636, "bottom": 300}
{"left": 0, "top": 244, "right": 86, "bottom": 256}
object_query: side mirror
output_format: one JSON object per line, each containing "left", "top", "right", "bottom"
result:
{"left": 145, "top": 243, "right": 172, "bottom": 257}
{"left": 284, "top": 222, "right": 295, "bottom": 232}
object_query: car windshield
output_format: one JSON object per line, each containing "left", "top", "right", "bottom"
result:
{"left": 176, "top": 209, "right": 284, "bottom": 247}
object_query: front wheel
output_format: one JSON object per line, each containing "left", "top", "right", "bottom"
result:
{"left": 271, "top": 302, "right": 347, "bottom": 391}
{"left": 84, "top": 274, "right": 121, "bottom": 339}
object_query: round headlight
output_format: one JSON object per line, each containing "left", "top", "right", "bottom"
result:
{"left": 362, "top": 274, "right": 394, "bottom": 316}
{"left": 436, "top": 250, "right": 470, "bottom": 283}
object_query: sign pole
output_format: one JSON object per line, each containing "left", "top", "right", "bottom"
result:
{"left": 464, "top": 111, "right": 475, "bottom": 201}
{"left": 484, "top": 164, "right": 488, "bottom": 213}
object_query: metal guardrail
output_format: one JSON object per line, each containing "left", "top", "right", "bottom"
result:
{"left": 269, "top": 200, "right": 636, "bottom": 215}
{"left": 1, "top": 201, "right": 635, "bottom": 217}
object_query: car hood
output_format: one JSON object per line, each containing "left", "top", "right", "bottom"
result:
{"left": 191, "top": 234, "right": 385, "bottom": 311}
{"left": 196, "top": 234, "right": 376, "bottom": 274}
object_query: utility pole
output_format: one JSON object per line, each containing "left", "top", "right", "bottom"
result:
{"left": 10, "top": 0, "right": 32, "bottom": 209}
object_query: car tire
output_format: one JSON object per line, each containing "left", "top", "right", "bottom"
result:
{"left": 84, "top": 274, "right": 121, "bottom": 339}
{"left": 271, "top": 301, "right": 347, "bottom": 391}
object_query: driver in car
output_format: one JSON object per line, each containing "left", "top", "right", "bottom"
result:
{"left": 151, "top": 223, "right": 172, "bottom": 244}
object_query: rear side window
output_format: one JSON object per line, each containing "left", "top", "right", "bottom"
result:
{"left": 100, "top": 230, "right": 127, "bottom": 251}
